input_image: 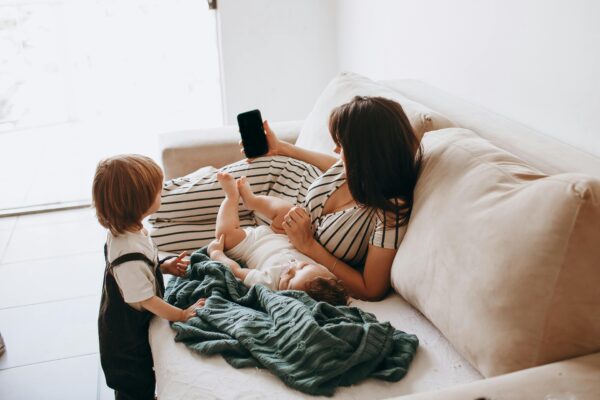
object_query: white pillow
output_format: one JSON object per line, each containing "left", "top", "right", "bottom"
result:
{"left": 296, "top": 72, "right": 456, "bottom": 155}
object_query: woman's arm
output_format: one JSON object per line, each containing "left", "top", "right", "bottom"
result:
{"left": 283, "top": 207, "right": 397, "bottom": 301}
{"left": 279, "top": 141, "right": 338, "bottom": 173}
{"left": 304, "top": 241, "right": 395, "bottom": 301}
{"left": 247, "top": 121, "right": 338, "bottom": 173}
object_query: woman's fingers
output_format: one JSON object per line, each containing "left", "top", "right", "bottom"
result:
{"left": 283, "top": 207, "right": 310, "bottom": 228}
{"left": 263, "top": 120, "right": 273, "bottom": 136}
{"left": 287, "top": 212, "right": 299, "bottom": 223}
{"left": 290, "top": 206, "right": 309, "bottom": 220}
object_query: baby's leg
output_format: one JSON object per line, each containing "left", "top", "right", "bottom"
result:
{"left": 215, "top": 172, "right": 247, "bottom": 250}
{"left": 238, "top": 176, "right": 294, "bottom": 231}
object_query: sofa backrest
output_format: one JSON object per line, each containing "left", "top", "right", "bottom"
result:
{"left": 295, "top": 72, "right": 456, "bottom": 156}
{"left": 381, "top": 79, "right": 600, "bottom": 178}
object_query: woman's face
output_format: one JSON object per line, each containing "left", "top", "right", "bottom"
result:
{"left": 333, "top": 144, "right": 345, "bottom": 163}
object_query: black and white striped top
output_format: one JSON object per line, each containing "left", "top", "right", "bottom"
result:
{"left": 304, "top": 160, "right": 407, "bottom": 268}
{"left": 149, "top": 156, "right": 407, "bottom": 262}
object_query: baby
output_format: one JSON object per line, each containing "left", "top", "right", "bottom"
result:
{"left": 208, "top": 172, "right": 348, "bottom": 305}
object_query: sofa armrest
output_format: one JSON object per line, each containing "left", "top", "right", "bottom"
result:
{"left": 160, "top": 120, "right": 304, "bottom": 180}
{"left": 390, "top": 352, "right": 600, "bottom": 400}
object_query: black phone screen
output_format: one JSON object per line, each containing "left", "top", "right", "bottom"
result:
{"left": 237, "top": 109, "right": 268, "bottom": 158}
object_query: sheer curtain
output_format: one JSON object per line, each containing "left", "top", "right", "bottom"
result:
{"left": 0, "top": 0, "right": 222, "bottom": 212}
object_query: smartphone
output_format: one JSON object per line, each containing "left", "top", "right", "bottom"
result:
{"left": 237, "top": 109, "right": 268, "bottom": 158}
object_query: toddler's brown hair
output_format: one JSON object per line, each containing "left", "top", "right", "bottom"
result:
{"left": 92, "top": 154, "right": 163, "bottom": 235}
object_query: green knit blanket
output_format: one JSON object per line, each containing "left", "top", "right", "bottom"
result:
{"left": 165, "top": 248, "right": 419, "bottom": 397}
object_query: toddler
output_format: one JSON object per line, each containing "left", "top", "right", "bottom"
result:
{"left": 93, "top": 154, "right": 204, "bottom": 400}
{"left": 207, "top": 172, "right": 348, "bottom": 305}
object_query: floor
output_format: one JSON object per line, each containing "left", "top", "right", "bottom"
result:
{"left": 0, "top": 208, "right": 114, "bottom": 399}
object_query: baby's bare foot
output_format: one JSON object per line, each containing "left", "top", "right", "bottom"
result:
{"left": 217, "top": 172, "right": 238, "bottom": 198}
{"left": 237, "top": 176, "right": 257, "bottom": 208}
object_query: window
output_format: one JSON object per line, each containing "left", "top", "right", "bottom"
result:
{"left": 0, "top": 0, "right": 222, "bottom": 212}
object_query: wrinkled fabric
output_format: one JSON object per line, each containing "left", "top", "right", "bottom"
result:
{"left": 165, "top": 248, "right": 419, "bottom": 397}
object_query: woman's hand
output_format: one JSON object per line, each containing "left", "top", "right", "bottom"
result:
{"left": 161, "top": 252, "right": 189, "bottom": 277}
{"left": 240, "top": 120, "right": 289, "bottom": 161}
{"left": 282, "top": 206, "right": 316, "bottom": 254}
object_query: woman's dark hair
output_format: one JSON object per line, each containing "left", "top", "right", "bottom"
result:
{"left": 328, "top": 96, "right": 423, "bottom": 226}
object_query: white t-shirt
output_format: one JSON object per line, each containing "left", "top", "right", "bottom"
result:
{"left": 225, "top": 225, "right": 316, "bottom": 290}
{"left": 106, "top": 229, "right": 159, "bottom": 311}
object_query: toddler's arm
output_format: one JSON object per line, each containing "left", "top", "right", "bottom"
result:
{"left": 141, "top": 296, "right": 205, "bottom": 322}
{"left": 208, "top": 234, "right": 251, "bottom": 281}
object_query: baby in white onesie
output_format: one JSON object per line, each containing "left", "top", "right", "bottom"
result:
{"left": 207, "top": 172, "right": 348, "bottom": 305}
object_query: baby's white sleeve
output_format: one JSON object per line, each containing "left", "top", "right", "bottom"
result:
{"left": 243, "top": 269, "right": 279, "bottom": 291}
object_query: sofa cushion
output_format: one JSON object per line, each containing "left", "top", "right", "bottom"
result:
{"left": 391, "top": 128, "right": 600, "bottom": 377}
{"left": 295, "top": 72, "right": 455, "bottom": 155}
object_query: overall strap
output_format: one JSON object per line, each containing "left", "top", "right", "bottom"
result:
{"left": 110, "top": 252, "right": 156, "bottom": 269}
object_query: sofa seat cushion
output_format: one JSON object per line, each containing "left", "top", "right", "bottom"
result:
{"left": 295, "top": 72, "right": 455, "bottom": 155}
{"left": 149, "top": 292, "right": 481, "bottom": 400}
{"left": 391, "top": 128, "right": 600, "bottom": 377}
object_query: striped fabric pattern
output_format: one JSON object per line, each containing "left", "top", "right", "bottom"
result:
{"left": 150, "top": 157, "right": 406, "bottom": 264}
{"left": 150, "top": 156, "right": 322, "bottom": 253}
{"left": 305, "top": 160, "right": 406, "bottom": 268}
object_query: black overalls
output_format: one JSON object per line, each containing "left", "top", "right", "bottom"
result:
{"left": 98, "top": 245, "right": 167, "bottom": 400}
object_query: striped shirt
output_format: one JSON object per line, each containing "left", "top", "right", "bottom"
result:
{"left": 149, "top": 156, "right": 406, "bottom": 266}
{"left": 304, "top": 160, "right": 406, "bottom": 268}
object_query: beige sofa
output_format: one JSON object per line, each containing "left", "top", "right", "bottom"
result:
{"left": 153, "top": 73, "right": 600, "bottom": 399}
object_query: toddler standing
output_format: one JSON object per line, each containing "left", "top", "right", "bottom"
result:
{"left": 93, "top": 154, "right": 204, "bottom": 400}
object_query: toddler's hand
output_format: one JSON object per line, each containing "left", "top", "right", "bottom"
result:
{"left": 180, "top": 298, "right": 206, "bottom": 321}
{"left": 208, "top": 234, "right": 225, "bottom": 257}
{"left": 161, "top": 251, "right": 189, "bottom": 277}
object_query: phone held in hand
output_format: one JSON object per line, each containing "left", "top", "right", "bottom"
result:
{"left": 237, "top": 109, "right": 268, "bottom": 158}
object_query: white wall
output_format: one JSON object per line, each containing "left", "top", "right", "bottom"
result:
{"left": 336, "top": 0, "right": 600, "bottom": 156}
{"left": 217, "top": 0, "right": 338, "bottom": 124}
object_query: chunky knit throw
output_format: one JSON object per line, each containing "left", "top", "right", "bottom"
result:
{"left": 165, "top": 248, "right": 419, "bottom": 396}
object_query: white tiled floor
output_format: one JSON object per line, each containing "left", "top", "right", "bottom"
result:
{"left": 0, "top": 208, "right": 113, "bottom": 399}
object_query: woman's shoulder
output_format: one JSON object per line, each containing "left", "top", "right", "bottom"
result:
{"left": 310, "top": 160, "right": 345, "bottom": 187}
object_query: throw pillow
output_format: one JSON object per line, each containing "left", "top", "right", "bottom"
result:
{"left": 391, "top": 128, "right": 600, "bottom": 377}
{"left": 295, "top": 72, "right": 455, "bottom": 155}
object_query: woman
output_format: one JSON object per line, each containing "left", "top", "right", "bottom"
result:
{"left": 150, "top": 96, "right": 422, "bottom": 300}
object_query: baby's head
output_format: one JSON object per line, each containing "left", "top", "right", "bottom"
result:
{"left": 279, "top": 261, "right": 348, "bottom": 306}
{"left": 92, "top": 154, "right": 163, "bottom": 235}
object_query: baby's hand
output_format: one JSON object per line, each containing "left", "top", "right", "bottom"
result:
{"left": 208, "top": 234, "right": 225, "bottom": 257}
{"left": 161, "top": 251, "right": 189, "bottom": 277}
{"left": 180, "top": 298, "right": 206, "bottom": 321}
